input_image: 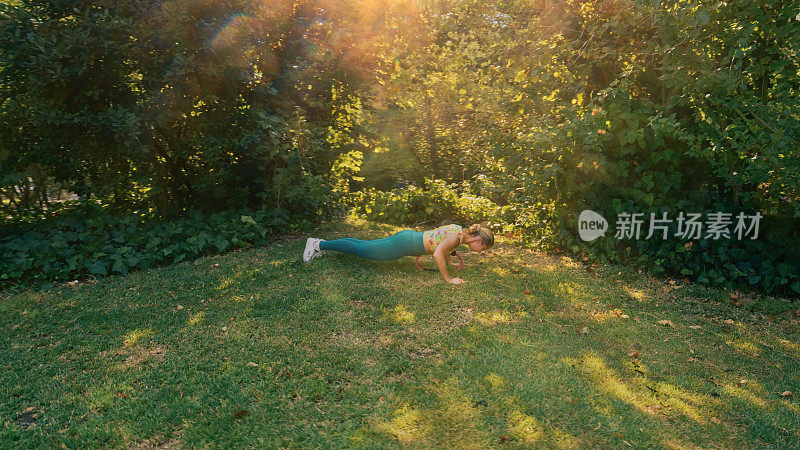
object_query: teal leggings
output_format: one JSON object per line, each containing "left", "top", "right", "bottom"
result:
{"left": 319, "top": 230, "right": 426, "bottom": 261}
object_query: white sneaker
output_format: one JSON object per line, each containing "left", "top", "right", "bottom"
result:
{"left": 303, "top": 238, "right": 318, "bottom": 262}
{"left": 303, "top": 238, "right": 325, "bottom": 262}
{"left": 310, "top": 240, "right": 326, "bottom": 260}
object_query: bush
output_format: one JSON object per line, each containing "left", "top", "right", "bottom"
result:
{"left": 0, "top": 203, "right": 302, "bottom": 290}
{"left": 349, "top": 179, "right": 499, "bottom": 226}
{"left": 542, "top": 85, "right": 800, "bottom": 297}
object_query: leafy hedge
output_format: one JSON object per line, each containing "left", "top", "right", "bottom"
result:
{"left": 347, "top": 179, "right": 559, "bottom": 248}
{"left": 348, "top": 179, "right": 495, "bottom": 224}
{"left": 0, "top": 204, "right": 301, "bottom": 290}
{"left": 543, "top": 85, "right": 800, "bottom": 298}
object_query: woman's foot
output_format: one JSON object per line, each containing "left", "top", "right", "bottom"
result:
{"left": 303, "top": 238, "right": 325, "bottom": 262}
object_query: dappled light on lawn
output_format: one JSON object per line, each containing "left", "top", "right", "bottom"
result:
{"left": 622, "top": 286, "right": 650, "bottom": 303}
{"left": 373, "top": 403, "right": 430, "bottom": 445}
{"left": 1, "top": 219, "right": 798, "bottom": 447}
{"left": 507, "top": 410, "right": 543, "bottom": 443}
{"left": 123, "top": 328, "right": 153, "bottom": 348}
{"left": 723, "top": 384, "right": 768, "bottom": 409}
{"left": 387, "top": 303, "right": 415, "bottom": 325}
{"left": 569, "top": 353, "right": 707, "bottom": 424}
{"left": 474, "top": 309, "right": 525, "bottom": 326}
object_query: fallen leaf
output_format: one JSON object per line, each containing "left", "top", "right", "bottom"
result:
{"left": 177, "top": 305, "right": 184, "bottom": 310}
{"left": 657, "top": 320, "right": 674, "bottom": 327}
{"left": 739, "top": 379, "right": 747, "bottom": 385}
{"left": 689, "top": 325, "right": 702, "bottom": 329}
{"left": 687, "top": 357, "right": 700, "bottom": 362}
{"left": 724, "top": 319, "right": 735, "bottom": 324}
{"left": 710, "top": 417, "right": 721, "bottom": 424}
{"left": 524, "top": 289, "right": 531, "bottom": 295}
{"left": 581, "top": 327, "right": 589, "bottom": 334}
{"left": 628, "top": 350, "right": 641, "bottom": 358}
{"left": 246, "top": 361, "right": 258, "bottom": 367}
{"left": 233, "top": 410, "right": 249, "bottom": 419}
{"left": 780, "top": 391, "right": 793, "bottom": 397}
{"left": 499, "top": 434, "right": 512, "bottom": 443}
{"left": 621, "top": 314, "right": 630, "bottom": 319}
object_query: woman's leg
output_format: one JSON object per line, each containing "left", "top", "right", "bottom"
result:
{"left": 320, "top": 230, "right": 425, "bottom": 261}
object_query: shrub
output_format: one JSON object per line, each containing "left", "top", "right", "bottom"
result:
{"left": 0, "top": 203, "right": 300, "bottom": 290}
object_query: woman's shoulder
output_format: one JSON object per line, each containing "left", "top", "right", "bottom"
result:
{"left": 443, "top": 224, "right": 463, "bottom": 243}
{"left": 423, "top": 223, "right": 463, "bottom": 238}
{"left": 441, "top": 223, "right": 462, "bottom": 232}
{"left": 447, "top": 224, "right": 463, "bottom": 235}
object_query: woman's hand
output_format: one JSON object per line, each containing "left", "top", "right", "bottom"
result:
{"left": 434, "top": 234, "right": 462, "bottom": 285}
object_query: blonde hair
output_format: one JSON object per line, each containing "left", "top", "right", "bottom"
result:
{"left": 466, "top": 223, "right": 494, "bottom": 248}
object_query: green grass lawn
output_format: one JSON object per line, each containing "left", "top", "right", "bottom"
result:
{"left": 2, "top": 217, "right": 799, "bottom": 448}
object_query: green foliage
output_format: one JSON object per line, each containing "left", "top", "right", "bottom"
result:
{"left": 349, "top": 179, "right": 494, "bottom": 226}
{"left": 347, "top": 179, "right": 559, "bottom": 250}
{"left": 528, "top": 0, "right": 800, "bottom": 297}
{"left": 0, "top": 0, "right": 371, "bottom": 220}
{"left": 421, "top": 0, "right": 800, "bottom": 297}
{"left": 0, "top": 203, "right": 301, "bottom": 290}
{"left": 1, "top": 0, "right": 798, "bottom": 298}
{"left": 371, "top": 1, "right": 531, "bottom": 184}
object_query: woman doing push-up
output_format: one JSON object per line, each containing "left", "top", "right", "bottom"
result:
{"left": 302, "top": 223, "right": 494, "bottom": 284}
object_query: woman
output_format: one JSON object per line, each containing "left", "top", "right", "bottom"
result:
{"left": 303, "top": 223, "right": 494, "bottom": 284}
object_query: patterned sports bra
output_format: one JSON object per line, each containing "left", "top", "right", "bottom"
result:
{"left": 423, "top": 224, "right": 464, "bottom": 254}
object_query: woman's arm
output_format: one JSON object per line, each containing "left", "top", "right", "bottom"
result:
{"left": 434, "top": 233, "right": 463, "bottom": 284}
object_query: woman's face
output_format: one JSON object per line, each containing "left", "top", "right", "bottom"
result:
{"left": 467, "top": 236, "right": 487, "bottom": 253}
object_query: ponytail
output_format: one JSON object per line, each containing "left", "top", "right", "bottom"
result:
{"left": 466, "top": 223, "right": 494, "bottom": 248}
